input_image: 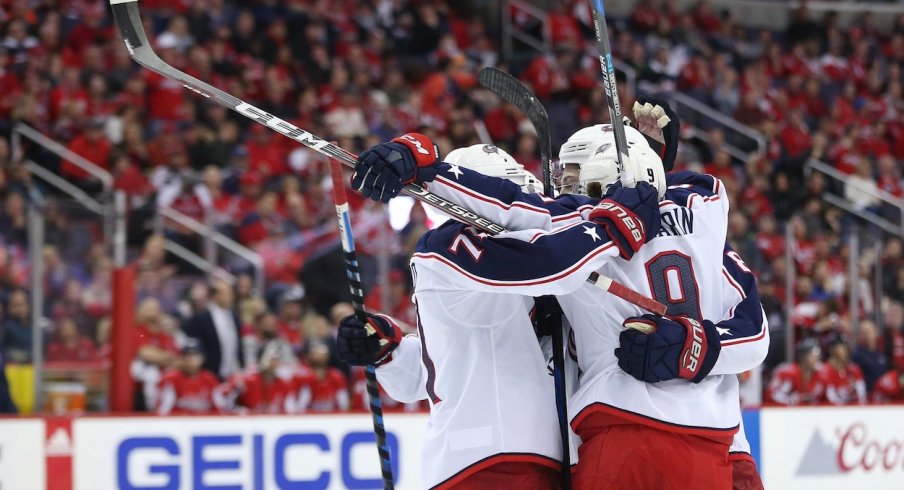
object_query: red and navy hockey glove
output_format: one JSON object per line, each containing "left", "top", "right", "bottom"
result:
{"left": 589, "top": 182, "right": 661, "bottom": 259}
{"left": 337, "top": 313, "right": 403, "bottom": 366}
{"left": 634, "top": 94, "right": 680, "bottom": 172}
{"left": 352, "top": 133, "right": 440, "bottom": 203}
{"left": 615, "top": 314, "right": 721, "bottom": 383}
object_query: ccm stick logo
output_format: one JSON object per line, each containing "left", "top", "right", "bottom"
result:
{"left": 236, "top": 102, "right": 333, "bottom": 152}
{"left": 683, "top": 319, "right": 705, "bottom": 373}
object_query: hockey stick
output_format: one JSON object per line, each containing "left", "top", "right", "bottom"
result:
{"left": 108, "top": 0, "right": 665, "bottom": 316}
{"left": 478, "top": 67, "right": 571, "bottom": 488}
{"left": 478, "top": 67, "right": 553, "bottom": 195}
{"left": 108, "top": 0, "right": 505, "bottom": 235}
{"left": 589, "top": 0, "right": 631, "bottom": 183}
{"left": 328, "top": 160, "right": 395, "bottom": 489}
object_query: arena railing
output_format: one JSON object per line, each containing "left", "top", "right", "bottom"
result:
{"left": 669, "top": 93, "right": 766, "bottom": 161}
{"left": 154, "top": 207, "right": 265, "bottom": 293}
{"left": 805, "top": 159, "right": 904, "bottom": 238}
{"left": 603, "top": 0, "right": 904, "bottom": 31}
{"left": 502, "top": 0, "right": 551, "bottom": 63}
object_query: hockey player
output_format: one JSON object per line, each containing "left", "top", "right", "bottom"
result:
{"left": 293, "top": 341, "right": 350, "bottom": 413}
{"left": 872, "top": 368, "right": 904, "bottom": 403}
{"left": 156, "top": 339, "right": 226, "bottom": 415}
{"left": 339, "top": 141, "right": 662, "bottom": 489}
{"left": 765, "top": 338, "right": 825, "bottom": 405}
{"left": 351, "top": 111, "right": 768, "bottom": 488}
{"left": 819, "top": 336, "right": 867, "bottom": 405}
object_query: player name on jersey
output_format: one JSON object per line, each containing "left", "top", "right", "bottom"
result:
{"left": 657, "top": 206, "right": 694, "bottom": 237}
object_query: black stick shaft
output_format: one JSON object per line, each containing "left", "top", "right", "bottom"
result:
{"left": 590, "top": 0, "right": 630, "bottom": 179}
{"left": 329, "top": 160, "right": 395, "bottom": 489}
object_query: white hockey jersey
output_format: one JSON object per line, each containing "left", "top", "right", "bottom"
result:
{"left": 377, "top": 214, "right": 623, "bottom": 488}
{"left": 421, "top": 165, "right": 769, "bottom": 445}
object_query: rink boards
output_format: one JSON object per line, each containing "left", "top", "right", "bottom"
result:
{"left": 1, "top": 407, "right": 903, "bottom": 489}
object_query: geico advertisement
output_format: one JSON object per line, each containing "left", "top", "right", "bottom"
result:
{"left": 0, "top": 419, "right": 45, "bottom": 490}
{"left": 73, "top": 414, "right": 428, "bottom": 490}
{"left": 760, "top": 406, "right": 904, "bottom": 490}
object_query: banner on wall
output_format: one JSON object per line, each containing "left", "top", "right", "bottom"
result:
{"left": 760, "top": 406, "right": 904, "bottom": 490}
{"left": 72, "top": 413, "right": 427, "bottom": 490}
{"left": 0, "top": 419, "right": 45, "bottom": 490}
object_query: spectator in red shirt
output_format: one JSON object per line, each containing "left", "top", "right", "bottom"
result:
{"left": 244, "top": 125, "right": 288, "bottom": 178}
{"left": 876, "top": 154, "right": 902, "bottom": 198}
{"left": 766, "top": 339, "right": 825, "bottom": 405}
{"left": 46, "top": 317, "right": 97, "bottom": 363}
{"left": 521, "top": 47, "right": 575, "bottom": 100}
{"left": 754, "top": 214, "right": 784, "bottom": 263}
{"left": 294, "top": 341, "right": 349, "bottom": 413}
{"left": 779, "top": 110, "right": 813, "bottom": 161}
{"left": 820, "top": 337, "right": 867, "bottom": 405}
{"left": 548, "top": 4, "right": 583, "bottom": 48}
{"left": 278, "top": 286, "right": 307, "bottom": 347}
{"left": 872, "top": 370, "right": 904, "bottom": 404}
{"left": 157, "top": 339, "right": 225, "bottom": 415}
{"left": 631, "top": 0, "right": 664, "bottom": 32}
{"left": 49, "top": 67, "right": 88, "bottom": 123}
{"left": 132, "top": 298, "right": 180, "bottom": 410}
{"left": 62, "top": 118, "right": 111, "bottom": 183}
{"left": 703, "top": 149, "right": 735, "bottom": 182}
{"left": 691, "top": 0, "right": 721, "bottom": 33}
{"left": 232, "top": 354, "right": 294, "bottom": 414}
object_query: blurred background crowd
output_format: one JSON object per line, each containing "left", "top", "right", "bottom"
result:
{"left": 0, "top": 0, "right": 903, "bottom": 414}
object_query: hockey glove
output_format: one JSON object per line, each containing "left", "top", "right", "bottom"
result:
{"left": 615, "top": 314, "right": 721, "bottom": 384}
{"left": 633, "top": 95, "right": 680, "bottom": 172}
{"left": 337, "top": 313, "right": 403, "bottom": 366}
{"left": 352, "top": 133, "right": 441, "bottom": 203}
{"left": 589, "top": 182, "right": 661, "bottom": 259}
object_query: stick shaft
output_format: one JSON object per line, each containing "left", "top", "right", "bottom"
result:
{"left": 590, "top": 0, "right": 630, "bottom": 179}
{"left": 328, "top": 161, "right": 395, "bottom": 489}
{"left": 477, "top": 67, "right": 571, "bottom": 488}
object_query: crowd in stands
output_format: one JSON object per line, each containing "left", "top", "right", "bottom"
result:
{"left": 0, "top": 0, "right": 903, "bottom": 413}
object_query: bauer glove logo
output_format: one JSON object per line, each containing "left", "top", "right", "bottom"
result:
{"left": 681, "top": 318, "right": 705, "bottom": 374}
{"left": 596, "top": 201, "right": 645, "bottom": 242}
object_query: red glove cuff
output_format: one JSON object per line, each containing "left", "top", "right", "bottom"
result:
{"left": 676, "top": 317, "right": 709, "bottom": 381}
{"left": 589, "top": 199, "right": 646, "bottom": 258}
{"left": 370, "top": 313, "right": 403, "bottom": 365}
{"left": 392, "top": 133, "right": 439, "bottom": 167}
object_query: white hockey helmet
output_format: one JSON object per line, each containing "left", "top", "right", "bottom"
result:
{"left": 445, "top": 144, "right": 541, "bottom": 193}
{"left": 559, "top": 124, "right": 614, "bottom": 167}
{"left": 558, "top": 124, "right": 618, "bottom": 194}
{"left": 578, "top": 125, "right": 666, "bottom": 200}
